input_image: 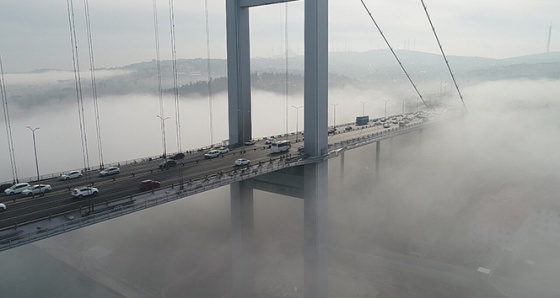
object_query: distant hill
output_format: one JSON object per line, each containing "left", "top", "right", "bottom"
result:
{"left": 6, "top": 50, "right": 560, "bottom": 113}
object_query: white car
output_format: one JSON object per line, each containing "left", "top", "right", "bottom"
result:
{"left": 0, "top": 203, "right": 6, "bottom": 212}
{"left": 60, "top": 170, "right": 83, "bottom": 181}
{"left": 99, "top": 167, "right": 120, "bottom": 177}
{"left": 217, "top": 146, "right": 230, "bottom": 153}
{"left": 4, "top": 183, "right": 30, "bottom": 195}
{"left": 71, "top": 187, "right": 99, "bottom": 198}
{"left": 204, "top": 150, "right": 221, "bottom": 159}
{"left": 234, "top": 158, "right": 250, "bottom": 166}
{"left": 21, "top": 184, "right": 51, "bottom": 196}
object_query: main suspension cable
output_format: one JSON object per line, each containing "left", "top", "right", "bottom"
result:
{"left": 284, "top": 2, "right": 289, "bottom": 139}
{"left": 66, "top": 0, "right": 91, "bottom": 182}
{"left": 204, "top": 0, "right": 215, "bottom": 145}
{"left": 420, "top": 0, "right": 466, "bottom": 108}
{"left": 168, "top": 0, "right": 182, "bottom": 152}
{"left": 0, "top": 53, "right": 19, "bottom": 183}
{"left": 359, "top": 0, "right": 428, "bottom": 108}
{"left": 153, "top": 0, "right": 167, "bottom": 157}
{"left": 83, "top": 0, "right": 105, "bottom": 168}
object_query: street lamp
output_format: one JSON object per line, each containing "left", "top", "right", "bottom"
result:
{"left": 156, "top": 115, "right": 169, "bottom": 158}
{"left": 26, "top": 126, "right": 40, "bottom": 181}
{"left": 360, "top": 101, "right": 368, "bottom": 116}
{"left": 331, "top": 103, "right": 339, "bottom": 127}
{"left": 383, "top": 99, "right": 390, "bottom": 118}
{"left": 291, "top": 105, "right": 303, "bottom": 142}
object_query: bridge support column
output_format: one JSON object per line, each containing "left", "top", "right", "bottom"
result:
{"left": 304, "top": 161, "right": 328, "bottom": 298}
{"left": 226, "top": 0, "right": 252, "bottom": 145}
{"left": 375, "top": 141, "right": 381, "bottom": 176}
{"left": 230, "top": 181, "right": 255, "bottom": 297}
{"left": 340, "top": 151, "right": 345, "bottom": 177}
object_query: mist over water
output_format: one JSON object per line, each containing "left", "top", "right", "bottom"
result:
{"left": 0, "top": 84, "right": 411, "bottom": 182}
{"left": 1, "top": 79, "right": 560, "bottom": 297}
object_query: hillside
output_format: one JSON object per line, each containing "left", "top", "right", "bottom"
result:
{"left": 4, "top": 50, "right": 560, "bottom": 112}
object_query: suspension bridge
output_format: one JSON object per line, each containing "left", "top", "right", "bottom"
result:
{"left": 0, "top": 1, "right": 477, "bottom": 297}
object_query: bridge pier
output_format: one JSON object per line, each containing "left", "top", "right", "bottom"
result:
{"left": 227, "top": 0, "right": 328, "bottom": 296}
{"left": 230, "top": 181, "right": 256, "bottom": 297}
{"left": 303, "top": 161, "right": 328, "bottom": 298}
{"left": 375, "top": 141, "right": 381, "bottom": 176}
{"left": 340, "top": 151, "right": 345, "bottom": 177}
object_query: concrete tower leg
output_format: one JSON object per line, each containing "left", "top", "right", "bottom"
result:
{"left": 226, "top": 0, "right": 252, "bottom": 145}
{"left": 376, "top": 140, "right": 381, "bottom": 176}
{"left": 340, "top": 151, "right": 345, "bottom": 177}
{"left": 230, "top": 181, "right": 255, "bottom": 297}
{"left": 304, "top": 161, "right": 328, "bottom": 298}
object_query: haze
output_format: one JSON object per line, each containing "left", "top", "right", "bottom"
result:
{"left": 1, "top": 0, "right": 560, "bottom": 297}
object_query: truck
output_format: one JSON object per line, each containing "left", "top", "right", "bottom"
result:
{"left": 356, "top": 116, "right": 369, "bottom": 126}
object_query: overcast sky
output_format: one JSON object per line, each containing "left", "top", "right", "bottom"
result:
{"left": 0, "top": 0, "right": 558, "bottom": 73}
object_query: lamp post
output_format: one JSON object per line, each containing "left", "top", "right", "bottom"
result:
{"left": 156, "top": 115, "right": 169, "bottom": 158}
{"left": 360, "top": 101, "right": 368, "bottom": 116}
{"left": 383, "top": 99, "right": 390, "bottom": 118}
{"left": 291, "top": 105, "right": 303, "bottom": 142}
{"left": 331, "top": 103, "right": 339, "bottom": 127}
{"left": 26, "top": 126, "right": 40, "bottom": 181}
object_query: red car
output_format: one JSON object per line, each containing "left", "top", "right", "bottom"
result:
{"left": 139, "top": 179, "right": 161, "bottom": 191}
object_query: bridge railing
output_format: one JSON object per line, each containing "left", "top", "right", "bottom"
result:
{"left": 0, "top": 154, "right": 315, "bottom": 251}
{"left": 0, "top": 111, "right": 463, "bottom": 251}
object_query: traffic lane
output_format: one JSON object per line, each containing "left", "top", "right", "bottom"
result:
{"left": 0, "top": 130, "right": 348, "bottom": 228}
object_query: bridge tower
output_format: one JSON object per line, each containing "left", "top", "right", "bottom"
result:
{"left": 226, "top": 1, "right": 328, "bottom": 297}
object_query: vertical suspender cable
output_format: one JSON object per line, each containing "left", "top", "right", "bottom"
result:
{"left": 168, "top": 0, "right": 182, "bottom": 152}
{"left": 153, "top": 0, "right": 167, "bottom": 157}
{"left": 420, "top": 0, "right": 465, "bottom": 108}
{"left": 67, "top": 0, "right": 91, "bottom": 182}
{"left": 284, "top": 2, "right": 289, "bottom": 139}
{"left": 204, "top": 0, "right": 214, "bottom": 145}
{"left": 0, "top": 53, "right": 19, "bottom": 183}
{"left": 83, "top": 0, "right": 105, "bottom": 168}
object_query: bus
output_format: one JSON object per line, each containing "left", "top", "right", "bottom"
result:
{"left": 270, "top": 140, "right": 291, "bottom": 153}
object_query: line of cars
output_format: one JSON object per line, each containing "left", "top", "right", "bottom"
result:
{"left": 3, "top": 182, "right": 53, "bottom": 197}
{"left": 203, "top": 146, "right": 250, "bottom": 166}
{"left": 2, "top": 182, "right": 52, "bottom": 197}
{"left": 0, "top": 145, "right": 246, "bottom": 212}
{"left": 204, "top": 146, "right": 229, "bottom": 159}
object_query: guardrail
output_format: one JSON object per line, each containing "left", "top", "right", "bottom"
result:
{"left": 0, "top": 112, "right": 463, "bottom": 251}
{"left": 0, "top": 155, "right": 316, "bottom": 251}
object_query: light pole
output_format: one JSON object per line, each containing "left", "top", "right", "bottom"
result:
{"left": 331, "top": 103, "right": 339, "bottom": 127}
{"left": 360, "top": 101, "right": 368, "bottom": 116}
{"left": 156, "top": 115, "right": 169, "bottom": 158}
{"left": 383, "top": 99, "right": 390, "bottom": 118}
{"left": 291, "top": 105, "right": 303, "bottom": 142}
{"left": 26, "top": 126, "right": 40, "bottom": 181}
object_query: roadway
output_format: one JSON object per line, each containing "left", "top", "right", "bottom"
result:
{"left": 0, "top": 111, "right": 445, "bottom": 231}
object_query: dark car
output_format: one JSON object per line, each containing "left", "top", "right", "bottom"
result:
{"left": 0, "top": 183, "right": 13, "bottom": 193}
{"left": 139, "top": 179, "right": 161, "bottom": 191}
{"left": 171, "top": 152, "right": 185, "bottom": 160}
{"left": 159, "top": 159, "right": 177, "bottom": 169}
